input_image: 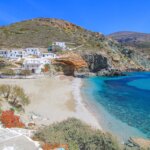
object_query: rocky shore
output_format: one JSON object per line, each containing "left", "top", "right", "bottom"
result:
{"left": 52, "top": 51, "right": 149, "bottom": 78}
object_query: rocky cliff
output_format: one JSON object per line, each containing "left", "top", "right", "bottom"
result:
{"left": 108, "top": 31, "right": 150, "bottom": 66}
{"left": 53, "top": 53, "right": 88, "bottom": 76}
{"left": 81, "top": 53, "right": 109, "bottom": 72}
{"left": 79, "top": 38, "right": 146, "bottom": 74}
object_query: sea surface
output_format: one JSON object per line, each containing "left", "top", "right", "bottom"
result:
{"left": 82, "top": 72, "right": 150, "bottom": 142}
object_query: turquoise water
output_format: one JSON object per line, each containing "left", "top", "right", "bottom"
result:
{"left": 82, "top": 72, "right": 150, "bottom": 142}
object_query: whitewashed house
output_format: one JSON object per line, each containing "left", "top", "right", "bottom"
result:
{"left": 0, "top": 50, "right": 28, "bottom": 59}
{"left": 41, "top": 53, "right": 57, "bottom": 59}
{"left": 0, "top": 49, "right": 57, "bottom": 64}
{"left": 52, "top": 42, "right": 66, "bottom": 50}
{"left": 24, "top": 48, "right": 41, "bottom": 56}
{"left": 0, "top": 50, "right": 8, "bottom": 58}
{"left": 22, "top": 58, "right": 50, "bottom": 74}
{"left": 8, "top": 50, "right": 28, "bottom": 59}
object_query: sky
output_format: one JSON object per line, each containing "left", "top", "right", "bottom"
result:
{"left": 0, "top": 0, "right": 150, "bottom": 34}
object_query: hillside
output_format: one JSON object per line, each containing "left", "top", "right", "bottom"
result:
{"left": 108, "top": 31, "right": 150, "bottom": 56}
{"left": 0, "top": 18, "right": 105, "bottom": 49}
{"left": 0, "top": 18, "right": 149, "bottom": 71}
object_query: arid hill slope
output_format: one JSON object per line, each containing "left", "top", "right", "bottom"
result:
{"left": 108, "top": 31, "right": 150, "bottom": 56}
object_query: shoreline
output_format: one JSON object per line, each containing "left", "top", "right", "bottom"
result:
{"left": 0, "top": 76, "right": 102, "bottom": 130}
{"left": 0, "top": 75, "right": 149, "bottom": 144}
{"left": 71, "top": 78, "right": 102, "bottom": 130}
{"left": 80, "top": 76, "right": 148, "bottom": 143}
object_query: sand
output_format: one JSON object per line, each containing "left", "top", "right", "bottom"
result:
{"left": 0, "top": 76, "right": 102, "bottom": 129}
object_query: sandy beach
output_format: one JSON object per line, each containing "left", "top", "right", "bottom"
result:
{"left": 0, "top": 76, "right": 102, "bottom": 130}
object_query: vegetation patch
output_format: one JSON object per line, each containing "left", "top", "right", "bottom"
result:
{"left": 0, "top": 110, "right": 25, "bottom": 128}
{"left": 33, "top": 118, "right": 120, "bottom": 150}
{"left": 0, "top": 84, "right": 30, "bottom": 111}
{"left": 1, "top": 69, "right": 16, "bottom": 76}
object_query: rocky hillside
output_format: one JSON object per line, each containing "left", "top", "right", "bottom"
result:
{"left": 0, "top": 18, "right": 105, "bottom": 49}
{"left": 0, "top": 18, "right": 149, "bottom": 71}
{"left": 108, "top": 31, "right": 150, "bottom": 56}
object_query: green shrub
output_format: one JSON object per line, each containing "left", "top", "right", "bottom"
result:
{"left": 1, "top": 69, "right": 15, "bottom": 76}
{"left": 34, "top": 118, "right": 120, "bottom": 150}
{"left": 19, "top": 70, "right": 31, "bottom": 76}
{"left": 0, "top": 84, "right": 30, "bottom": 111}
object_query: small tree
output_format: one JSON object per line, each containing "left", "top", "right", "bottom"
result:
{"left": 0, "top": 84, "right": 30, "bottom": 111}
{"left": 20, "top": 70, "right": 31, "bottom": 76}
{"left": 0, "top": 84, "right": 12, "bottom": 99}
{"left": 1, "top": 69, "right": 15, "bottom": 76}
{"left": 43, "top": 64, "right": 50, "bottom": 72}
{"left": 10, "top": 85, "right": 30, "bottom": 107}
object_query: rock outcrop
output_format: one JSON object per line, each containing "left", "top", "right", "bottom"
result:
{"left": 97, "top": 69, "right": 125, "bottom": 76}
{"left": 81, "top": 53, "right": 110, "bottom": 72}
{"left": 80, "top": 50, "right": 144, "bottom": 76}
{"left": 108, "top": 31, "right": 150, "bottom": 57}
{"left": 53, "top": 53, "right": 88, "bottom": 76}
{"left": 125, "top": 137, "right": 150, "bottom": 149}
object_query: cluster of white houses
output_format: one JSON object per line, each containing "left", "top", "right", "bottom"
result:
{"left": 22, "top": 58, "right": 51, "bottom": 74}
{"left": 0, "top": 48, "right": 57, "bottom": 74}
{"left": 0, "top": 48, "right": 57, "bottom": 59}
{"left": 0, "top": 42, "right": 77, "bottom": 74}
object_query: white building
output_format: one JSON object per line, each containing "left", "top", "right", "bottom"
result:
{"left": 0, "top": 50, "right": 7, "bottom": 58}
{"left": 0, "top": 49, "right": 57, "bottom": 63}
{"left": 52, "top": 42, "right": 66, "bottom": 50}
{"left": 24, "top": 48, "right": 41, "bottom": 56}
{"left": 0, "top": 50, "right": 28, "bottom": 59}
{"left": 41, "top": 53, "right": 57, "bottom": 59}
{"left": 22, "top": 58, "right": 50, "bottom": 74}
{"left": 9, "top": 50, "right": 28, "bottom": 59}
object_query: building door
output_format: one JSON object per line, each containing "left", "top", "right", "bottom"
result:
{"left": 32, "top": 69, "right": 35, "bottom": 73}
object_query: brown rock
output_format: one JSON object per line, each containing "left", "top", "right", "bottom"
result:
{"left": 129, "top": 138, "right": 150, "bottom": 149}
{"left": 53, "top": 53, "right": 88, "bottom": 76}
{"left": 112, "top": 54, "right": 120, "bottom": 62}
{"left": 28, "top": 123, "right": 36, "bottom": 127}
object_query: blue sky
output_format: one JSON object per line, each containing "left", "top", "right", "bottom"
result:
{"left": 0, "top": 0, "right": 150, "bottom": 34}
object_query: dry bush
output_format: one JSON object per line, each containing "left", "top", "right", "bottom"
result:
{"left": 34, "top": 118, "right": 120, "bottom": 150}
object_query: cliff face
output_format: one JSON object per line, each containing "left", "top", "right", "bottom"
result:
{"left": 80, "top": 37, "right": 146, "bottom": 73}
{"left": 82, "top": 53, "right": 110, "bottom": 72}
{"left": 53, "top": 53, "right": 88, "bottom": 76}
{"left": 120, "top": 47, "right": 150, "bottom": 69}
{"left": 81, "top": 51, "right": 144, "bottom": 74}
{"left": 108, "top": 31, "right": 150, "bottom": 62}
{"left": 52, "top": 50, "right": 145, "bottom": 77}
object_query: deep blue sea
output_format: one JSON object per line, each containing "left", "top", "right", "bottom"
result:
{"left": 82, "top": 72, "right": 150, "bottom": 142}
